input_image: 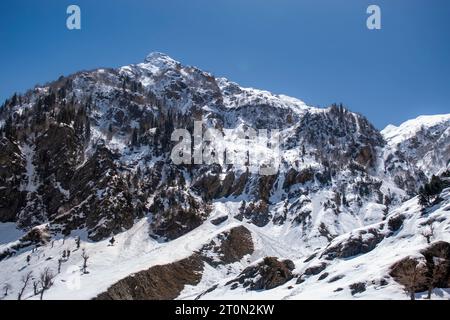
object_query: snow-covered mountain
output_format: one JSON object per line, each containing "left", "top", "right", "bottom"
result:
{"left": 0, "top": 53, "right": 449, "bottom": 300}
{"left": 381, "top": 114, "right": 450, "bottom": 177}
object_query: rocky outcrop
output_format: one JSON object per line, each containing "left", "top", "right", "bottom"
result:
{"left": 349, "top": 282, "right": 366, "bottom": 295}
{"left": 96, "top": 254, "right": 204, "bottom": 300}
{"left": 150, "top": 187, "right": 211, "bottom": 241}
{"left": 228, "top": 257, "right": 295, "bottom": 290}
{"left": 390, "top": 241, "right": 450, "bottom": 294}
{"left": 200, "top": 226, "right": 254, "bottom": 266}
{"left": 283, "top": 168, "right": 314, "bottom": 189}
{"left": 240, "top": 200, "right": 271, "bottom": 227}
{"left": 321, "top": 228, "right": 384, "bottom": 260}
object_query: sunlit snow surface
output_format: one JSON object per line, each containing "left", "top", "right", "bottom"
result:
{"left": 0, "top": 189, "right": 449, "bottom": 300}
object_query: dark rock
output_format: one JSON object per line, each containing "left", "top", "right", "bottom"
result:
{"left": 296, "top": 277, "right": 305, "bottom": 284}
{"left": 321, "top": 228, "right": 384, "bottom": 260}
{"left": 328, "top": 274, "right": 345, "bottom": 283}
{"left": 349, "top": 282, "right": 366, "bottom": 295}
{"left": 96, "top": 254, "right": 203, "bottom": 300}
{"left": 149, "top": 187, "right": 211, "bottom": 241}
{"left": 283, "top": 259, "right": 296, "bottom": 271}
{"left": 318, "top": 272, "right": 329, "bottom": 280}
{"left": 231, "top": 170, "right": 249, "bottom": 196}
{"left": 388, "top": 214, "right": 405, "bottom": 232}
{"left": 230, "top": 257, "right": 294, "bottom": 291}
{"left": 200, "top": 226, "right": 254, "bottom": 266}
{"left": 390, "top": 257, "right": 429, "bottom": 292}
{"left": 257, "top": 174, "right": 277, "bottom": 202}
{"left": 210, "top": 215, "right": 228, "bottom": 225}
{"left": 0, "top": 138, "right": 26, "bottom": 222}
{"left": 303, "top": 253, "right": 317, "bottom": 263}
{"left": 303, "top": 263, "right": 327, "bottom": 276}
{"left": 390, "top": 241, "right": 450, "bottom": 293}
{"left": 243, "top": 200, "right": 271, "bottom": 227}
{"left": 355, "top": 145, "right": 375, "bottom": 168}
{"left": 283, "top": 168, "right": 314, "bottom": 189}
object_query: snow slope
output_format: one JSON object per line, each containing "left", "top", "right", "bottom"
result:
{"left": 382, "top": 114, "right": 450, "bottom": 146}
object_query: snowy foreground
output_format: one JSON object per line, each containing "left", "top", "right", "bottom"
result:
{"left": 0, "top": 53, "right": 449, "bottom": 300}
{"left": 1, "top": 188, "right": 449, "bottom": 300}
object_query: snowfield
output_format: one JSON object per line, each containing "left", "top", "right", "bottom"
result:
{"left": 1, "top": 188, "right": 449, "bottom": 300}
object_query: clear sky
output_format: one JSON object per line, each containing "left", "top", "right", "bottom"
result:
{"left": 0, "top": 0, "right": 449, "bottom": 129}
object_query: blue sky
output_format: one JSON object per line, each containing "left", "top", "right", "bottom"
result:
{"left": 0, "top": 0, "right": 449, "bottom": 129}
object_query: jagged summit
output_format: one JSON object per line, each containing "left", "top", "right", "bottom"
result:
{"left": 142, "top": 51, "right": 180, "bottom": 69}
{"left": 382, "top": 114, "right": 450, "bottom": 145}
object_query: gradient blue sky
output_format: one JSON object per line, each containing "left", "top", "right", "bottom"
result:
{"left": 0, "top": 0, "right": 449, "bottom": 129}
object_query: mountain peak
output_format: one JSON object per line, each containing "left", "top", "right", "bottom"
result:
{"left": 381, "top": 113, "right": 450, "bottom": 145}
{"left": 143, "top": 52, "right": 180, "bottom": 69}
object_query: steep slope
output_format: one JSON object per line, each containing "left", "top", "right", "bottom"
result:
{"left": 193, "top": 183, "right": 450, "bottom": 300}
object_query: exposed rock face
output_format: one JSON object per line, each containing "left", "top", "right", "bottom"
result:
{"left": 200, "top": 226, "right": 254, "bottom": 266}
{"left": 321, "top": 228, "right": 385, "bottom": 260}
{"left": 210, "top": 215, "right": 228, "bottom": 225}
{"left": 349, "top": 282, "right": 366, "bottom": 295}
{"left": 390, "top": 241, "right": 450, "bottom": 293}
{"left": 228, "top": 257, "right": 295, "bottom": 290}
{"left": 96, "top": 254, "right": 203, "bottom": 300}
{"left": 241, "top": 200, "right": 271, "bottom": 227}
{"left": 149, "top": 187, "right": 211, "bottom": 241}
{"left": 283, "top": 168, "right": 314, "bottom": 189}
{"left": 303, "top": 262, "right": 328, "bottom": 276}
{"left": 390, "top": 256, "right": 429, "bottom": 293}
{"left": 387, "top": 214, "right": 406, "bottom": 232}
{"left": 0, "top": 138, "right": 26, "bottom": 222}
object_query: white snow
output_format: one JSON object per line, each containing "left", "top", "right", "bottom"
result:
{"left": 381, "top": 114, "right": 450, "bottom": 146}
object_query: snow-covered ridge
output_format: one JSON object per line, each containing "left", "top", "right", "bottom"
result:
{"left": 382, "top": 114, "right": 450, "bottom": 146}
{"left": 381, "top": 113, "right": 450, "bottom": 177}
{"left": 117, "top": 52, "right": 318, "bottom": 115}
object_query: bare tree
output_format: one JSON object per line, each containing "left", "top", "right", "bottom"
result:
{"left": 81, "top": 248, "right": 89, "bottom": 274}
{"left": 3, "top": 283, "right": 12, "bottom": 296}
{"left": 421, "top": 224, "right": 435, "bottom": 244}
{"left": 18, "top": 271, "right": 33, "bottom": 300}
{"left": 76, "top": 236, "right": 81, "bottom": 249}
{"left": 394, "top": 259, "right": 427, "bottom": 300}
{"left": 33, "top": 281, "right": 39, "bottom": 295}
{"left": 39, "top": 268, "right": 55, "bottom": 300}
{"left": 58, "top": 258, "right": 63, "bottom": 274}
